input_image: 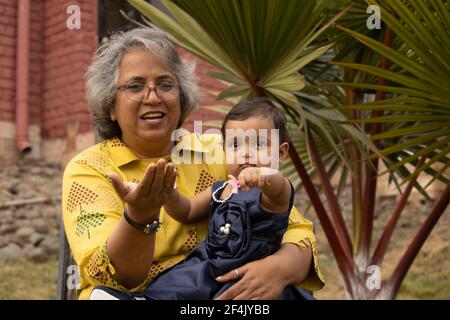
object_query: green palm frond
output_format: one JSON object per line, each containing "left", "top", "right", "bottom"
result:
{"left": 332, "top": 0, "right": 450, "bottom": 183}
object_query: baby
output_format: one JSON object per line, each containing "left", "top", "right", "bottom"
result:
{"left": 92, "top": 98, "right": 313, "bottom": 300}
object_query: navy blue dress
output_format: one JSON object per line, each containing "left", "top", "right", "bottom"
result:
{"left": 136, "top": 180, "right": 314, "bottom": 300}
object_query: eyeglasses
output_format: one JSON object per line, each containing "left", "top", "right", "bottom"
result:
{"left": 117, "top": 81, "right": 180, "bottom": 103}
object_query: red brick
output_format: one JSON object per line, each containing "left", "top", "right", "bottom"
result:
{"left": 0, "top": 98, "right": 14, "bottom": 112}
{"left": 0, "top": 23, "right": 15, "bottom": 36}
{"left": 0, "top": 56, "right": 14, "bottom": 68}
{"left": 0, "top": 34, "right": 15, "bottom": 46}
{"left": 0, "top": 4, "right": 16, "bottom": 17}
{"left": 0, "top": 45, "right": 15, "bottom": 56}
{"left": 0, "top": 66, "right": 14, "bottom": 78}
{"left": 0, "top": 88, "right": 14, "bottom": 100}
{"left": 0, "top": 14, "right": 15, "bottom": 26}
{"left": 0, "top": 78, "right": 14, "bottom": 90}
{"left": 0, "top": 110, "right": 13, "bottom": 122}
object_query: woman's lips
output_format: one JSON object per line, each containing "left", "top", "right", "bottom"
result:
{"left": 141, "top": 117, "right": 164, "bottom": 126}
{"left": 140, "top": 113, "right": 165, "bottom": 126}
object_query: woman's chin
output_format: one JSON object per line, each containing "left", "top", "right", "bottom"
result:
{"left": 137, "top": 127, "right": 175, "bottom": 143}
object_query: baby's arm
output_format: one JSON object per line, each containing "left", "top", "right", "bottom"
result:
{"left": 164, "top": 187, "right": 212, "bottom": 224}
{"left": 238, "top": 167, "right": 292, "bottom": 213}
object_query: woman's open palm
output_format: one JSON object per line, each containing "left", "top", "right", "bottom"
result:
{"left": 108, "top": 159, "right": 177, "bottom": 221}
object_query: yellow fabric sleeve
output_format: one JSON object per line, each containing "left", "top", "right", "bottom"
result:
{"left": 62, "top": 152, "right": 155, "bottom": 298}
{"left": 282, "top": 206, "right": 325, "bottom": 291}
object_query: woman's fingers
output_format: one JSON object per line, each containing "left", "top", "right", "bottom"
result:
{"left": 159, "top": 163, "right": 174, "bottom": 197}
{"left": 139, "top": 163, "right": 156, "bottom": 194}
{"left": 165, "top": 168, "right": 177, "bottom": 198}
{"left": 234, "top": 290, "right": 255, "bottom": 300}
{"left": 168, "top": 168, "right": 177, "bottom": 190}
{"left": 215, "top": 266, "right": 246, "bottom": 283}
{"left": 150, "top": 159, "right": 166, "bottom": 193}
{"left": 215, "top": 280, "right": 245, "bottom": 300}
{"left": 162, "top": 163, "right": 174, "bottom": 187}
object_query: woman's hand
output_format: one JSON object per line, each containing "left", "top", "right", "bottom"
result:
{"left": 215, "top": 243, "right": 312, "bottom": 300}
{"left": 215, "top": 255, "right": 289, "bottom": 300}
{"left": 108, "top": 159, "right": 177, "bottom": 223}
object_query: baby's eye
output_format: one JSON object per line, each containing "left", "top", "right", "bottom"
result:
{"left": 257, "top": 139, "right": 267, "bottom": 148}
{"left": 227, "top": 140, "right": 241, "bottom": 148}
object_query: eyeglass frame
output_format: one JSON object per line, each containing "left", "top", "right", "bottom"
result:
{"left": 117, "top": 80, "right": 181, "bottom": 103}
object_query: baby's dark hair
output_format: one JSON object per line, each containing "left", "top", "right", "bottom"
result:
{"left": 220, "top": 98, "right": 291, "bottom": 144}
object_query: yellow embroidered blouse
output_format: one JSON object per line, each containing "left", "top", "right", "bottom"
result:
{"left": 62, "top": 133, "right": 325, "bottom": 299}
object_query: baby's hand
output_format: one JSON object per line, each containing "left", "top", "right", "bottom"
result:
{"left": 238, "top": 167, "right": 269, "bottom": 192}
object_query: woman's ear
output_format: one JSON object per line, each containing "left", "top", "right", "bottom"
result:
{"left": 110, "top": 109, "right": 116, "bottom": 122}
{"left": 279, "top": 142, "right": 289, "bottom": 162}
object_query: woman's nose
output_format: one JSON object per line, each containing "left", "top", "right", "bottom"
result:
{"left": 143, "top": 87, "right": 162, "bottom": 103}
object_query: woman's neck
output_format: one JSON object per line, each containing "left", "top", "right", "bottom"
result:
{"left": 122, "top": 136, "right": 174, "bottom": 159}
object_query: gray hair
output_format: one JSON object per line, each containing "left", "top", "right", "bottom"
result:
{"left": 85, "top": 27, "right": 199, "bottom": 139}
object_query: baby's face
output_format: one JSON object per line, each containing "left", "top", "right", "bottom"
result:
{"left": 223, "top": 116, "right": 285, "bottom": 177}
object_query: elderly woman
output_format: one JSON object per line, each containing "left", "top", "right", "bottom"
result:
{"left": 62, "top": 27, "right": 324, "bottom": 300}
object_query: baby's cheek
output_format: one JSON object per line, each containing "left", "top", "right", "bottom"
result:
{"left": 256, "top": 148, "right": 274, "bottom": 167}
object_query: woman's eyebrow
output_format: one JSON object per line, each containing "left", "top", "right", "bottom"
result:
{"left": 127, "top": 75, "right": 146, "bottom": 81}
{"left": 126, "top": 74, "right": 175, "bottom": 82}
{"left": 156, "top": 74, "right": 176, "bottom": 81}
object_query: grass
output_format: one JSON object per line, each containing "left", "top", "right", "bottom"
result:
{"left": 397, "top": 244, "right": 450, "bottom": 300}
{"left": 314, "top": 244, "right": 450, "bottom": 300}
{"left": 313, "top": 198, "right": 450, "bottom": 300}
{"left": 0, "top": 256, "right": 58, "bottom": 300}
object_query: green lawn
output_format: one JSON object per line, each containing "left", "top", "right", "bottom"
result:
{"left": 0, "top": 256, "right": 58, "bottom": 300}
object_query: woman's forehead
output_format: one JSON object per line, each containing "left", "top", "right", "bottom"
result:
{"left": 118, "top": 50, "right": 176, "bottom": 81}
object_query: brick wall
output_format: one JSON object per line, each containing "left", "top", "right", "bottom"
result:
{"left": 41, "top": 0, "right": 97, "bottom": 139}
{"left": 0, "top": 0, "right": 43, "bottom": 125}
{"left": 0, "top": 0, "right": 17, "bottom": 124}
{"left": 30, "top": 0, "right": 44, "bottom": 126}
{"left": 0, "top": 0, "right": 230, "bottom": 163}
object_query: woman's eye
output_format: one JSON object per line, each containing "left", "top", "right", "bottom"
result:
{"left": 158, "top": 83, "right": 175, "bottom": 92}
{"left": 126, "top": 83, "right": 145, "bottom": 92}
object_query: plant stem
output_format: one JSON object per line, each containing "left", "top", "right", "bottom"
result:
{"left": 345, "top": 87, "right": 363, "bottom": 254}
{"left": 308, "top": 134, "right": 353, "bottom": 257}
{"left": 371, "top": 156, "right": 427, "bottom": 267}
{"left": 288, "top": 143, "right": 355, "bottom": 290}
{"left": 359, "top": 19, "right": 394, "bottom": 263}
{"left": 386, "top": 182, "right": 450, "bottom": 299}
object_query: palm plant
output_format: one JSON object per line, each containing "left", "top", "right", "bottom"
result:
{"left": 127, "top": 0, "right": 450, "bottom": 299}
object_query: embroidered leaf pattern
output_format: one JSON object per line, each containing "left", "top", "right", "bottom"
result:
{"left": 75, "top": 205, "right": 106, "bottom": 239}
